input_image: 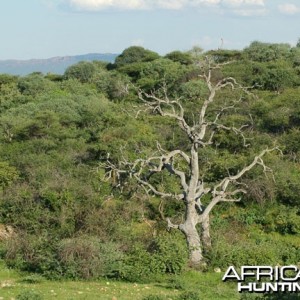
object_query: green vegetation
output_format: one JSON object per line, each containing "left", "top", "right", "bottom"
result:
{"left": 0, "top": 261, "right": 239, "bottom": 299}
{"left": 0, "top": 43, "right": 300, "bottom": 297}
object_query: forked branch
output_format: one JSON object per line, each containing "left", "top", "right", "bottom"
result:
{"left": 102, "top": 147, "right": 193, "bottom": 200}
{"left": 199, "top": 147, "right": 279, "bottom": 221}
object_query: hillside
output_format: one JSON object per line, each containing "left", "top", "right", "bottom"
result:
{"left": 0, "top": 44, "right": 300, "bottom": 299}
{"left": 0, "top": 53, "right": 118, "bottom": 75}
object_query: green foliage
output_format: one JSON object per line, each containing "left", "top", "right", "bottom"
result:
{"left": 119, "top": 244, "right": 159, "bottom": 282}
{"left": 0, "top": 73, "right": 18, "bottom": 85}
{"left": 251, "top": 88, "right": 300, "bottom": 132}
{"left": 240, "top": 294, "right": 262, "bottom": 300}
{"left": 250, "top": 61, "right": 297, "bottom": 92}
{"left": 209, "top": 216, "right": 300, "bottom": 269}
{"left": 207, "top": 49, "right": 242, "bottom": 63}
{"left": 58, "top": 237, "right": 123, "bottom": 279}
{"left": 136, "top": 58, "right": 187, "bottom": 92}
{"left": 210, "top": 235, "right": 284, "bottom": 269}
{"left": 64, "top": 61, "right": 96, "bottom": 83}
{"left": 290, "top": 47, "right": 300, "bottom": 68}
{"left": 119, "top": 233, "right": 188, "bottom": 282}
{"left": 106, "top": 73, "right": 130, "bottom": 99}
{"left": 180, "top": 79, "right": 208, "bottom": 100}
{"left": 0, "top": 83, "right": 20, "bottom": 105}
{"left": 177, "top": 291, "right": 201, "bottom": 300}
{"left": 115, "top": 46, "right": 160, "bottom": 68}
{"left": 44, "top": 73, "right": 64, "bottom": 82}
{"left": 21, "top": 274, "right": 45, "bottom": 284}
{"left": 165, "top": 51, "right": 193, "bottom": 65}
{"left": 4, "top": 233, "right": 123, "bottom": 279}
{"left": 272, "top": 159, "right": 300, "bottom": 206}
{"left": 209, "top": 237, "right": 276, "bottom": 268}
{"left": 142, "top": 295, "right": 167, "bottom": 300}
{"left": 17, "top": 73, "right": 56, "bottom": 96}
{"left": 4, "top": 232, "right": 62, "bottom": 278}
{"left": 0, "top": 76, "right": 23, "bottom": 113}
{"left": 220, "top": 201, "right": 300, "bottom": 235}
{"left": 0, "top": 161, "right": 19, "bottom": 189}
{"left": 151, "top": 233, "right": 189, "bottom": 274}
{"left": 16, "top": 290, "right": 43, "bottom": 300}
{"left": 166, "top": 277, "right": 186, "bottom": 290}
{"left": 262, "top": 293, "right": 300, "bottom": 300}
{"left": 244, "top": 41, "right": 291, "bottom": 62}
{"left": 265, "top": 207, "right": 300, "bottom": 234}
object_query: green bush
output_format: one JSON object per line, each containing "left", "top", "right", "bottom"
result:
{"left": 177, "top": 291, "right": 201, "bottom": 300}
{"left": 118, "top": 244, "right": 160, "bottom": 282}
{"left": 58, "top": 236, "right": 123, "bottom": 279}
{"left": 151, "top": 233, "right": 189, "bottom": 274}
{"left": 16, "top": 290, "right": 43, "bottom": 300}
{"left": 4, "top": 233, "right": 124, "bottom": 280}
{"left": 209, "top": 225, "right": 300, "bottom": 269}
{"left": 119, "top": 233, "right": 188, "bottom": 282}
{"left": 166, "top": 277, "right": 186, "bottom": 290}
{"left": 20, "top": 274, "right": 45, "bottom": 284}
{"left": 142, "top": 295, "right": 166, "bottom": 300}
{"left": 240, "top": 293, "right": 262, "bottom": 300}
{"left": 263, "top": 206, "right": 300, "bottom": 235}
{"left": 262, "top": 293, "right": 300, "bottom": 300}
{"left": 210, "top": 238, "right": 279, "bottom": 268}
{"left": 64, "top": 61, "right": 96, "bottom": 83}
{"left": 4, "top": 233, "right": 62, "bottom": 279}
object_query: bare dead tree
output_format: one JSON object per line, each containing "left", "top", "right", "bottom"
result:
{"left": 102, "top": 57, "right": 278, "bottom": 267}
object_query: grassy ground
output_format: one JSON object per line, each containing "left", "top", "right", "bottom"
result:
{"left": 0, "top": 262, "right": 240, "bottom": 299}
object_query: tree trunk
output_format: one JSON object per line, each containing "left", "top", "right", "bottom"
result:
{"left": 181, "top": 222, "right": 203, "bottom": 267}
{"left": 201, "top": 215, "right": 212, "bottom": 252}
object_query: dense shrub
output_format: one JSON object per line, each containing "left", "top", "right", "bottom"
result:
{"left": 119, "top": 233, "right": 188, "bottom": 282}
{"left": 16, "top": 290, "right": 43, "bottom": 300}
{"left": 4, "top": 233, "right": 62, "bottom": 279}
{"left": 58, "top": 236, "right": 123, "bottom": 279}
{"left": 142, "top": 295, "right": 167, "bottom": 300}
{"left": 64, "top": 61, "right": 96, "bottom": 83}
{"left": 208, "top": 231, "right": 300, "bottom": 269}
{"left": 21, "top": 274, "right": 45, "bottom": 284}
{"left": 4, "top": 233, "right": 124, "bottom": 279}
{"left": 177, "top": 291, "right": 201, "bottom": 300}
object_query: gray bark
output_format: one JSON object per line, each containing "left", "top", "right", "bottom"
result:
{"left": 201, "top": 215, "right": 212, "bottom": 252}
{"left": 180, "top": 219, "right": 203, "bottom": 267}
{"left": 184, "top": 226, "right": 203, "bottom": 267}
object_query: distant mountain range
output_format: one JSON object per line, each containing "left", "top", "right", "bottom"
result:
{"left": 0, "top": 53, "right": 119, "bottom": 76}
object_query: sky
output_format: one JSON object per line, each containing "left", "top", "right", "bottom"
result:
{"left": 0, "top": 0, "right": 300, "bottom": 60}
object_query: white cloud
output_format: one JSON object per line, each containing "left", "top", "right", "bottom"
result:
{"left": 233, "top": 8, "right": 266, "bottom": 16}
{"left": 222, "top": 0, "right": 266, "bottom": 16}
{"left": 278, "top": 3, "right": 300, "bottom": 15}
{"left": 67, "top": 0, "right": 191, "bottom": 10}
{"left": 223, "top": 0, "right": 265, "bottom": 6}
{"left": 68, "top": 0, "right": 146, "bottom": 10}
{"left": 66, "top": 0, "right": 266, "bottom": 11}
{"left": 156, "top": 0, "right": 188, "bottom": 10}
{"left": 192, "top": 0, "right": 221, "bottom": 6}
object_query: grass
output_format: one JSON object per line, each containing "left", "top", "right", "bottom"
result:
{"left": 0, "top": 261, "right": 241, "bottom": 299}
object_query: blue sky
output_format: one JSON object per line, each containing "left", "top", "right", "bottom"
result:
{"left": 1, "top": 0, "right": 300, "bottom": 60}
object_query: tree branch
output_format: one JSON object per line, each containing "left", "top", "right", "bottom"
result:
{"left": 213, "top": 148, "right": 277, "bottom": 196}
{"left": 102, "top": 147, "right": 192, "bottom": 200}
{"left": 167, "top": 218, "right": 180, "bottom": 230}
{"left": 138, "top": 89, "right": 198, "bottom": 142}
{"left": 199, "top": 147, "right": 279, "bottom": 221}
